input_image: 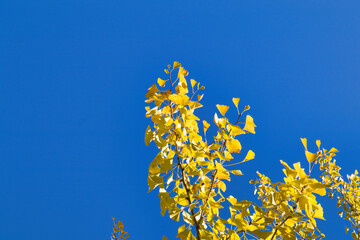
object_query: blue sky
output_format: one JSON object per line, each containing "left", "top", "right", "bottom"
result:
{"left": 0, "top": 1, "right": 359, "bottom": 239}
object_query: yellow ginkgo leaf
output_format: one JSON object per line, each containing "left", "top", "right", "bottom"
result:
{"left": 219, "top": 181, "right": 226, "bottom": 192}
{"left": 190, "top": 79, "right": 197, "bottom": 88}
{"left": 316, "top": 140, "right": 321, "bottom": 149}
{"left": 328, "top": 147, "right": 339, "bottom": 154}
{"left": 305, "top": 150, "right": 317, "bottom": 163}
{"left": 157, "top": 78, "right": 166, "bottom": 87}
{"left": 173, "top": 61, "right": 181, "bottom": 69}
{"left": 227, "top": 139, "right": 242, "bottom": 153}
{"left": 242, "top": 150, "right": 255, "bottom": 163}
{"left": 203, "top": 120, "right": 210, "bottom": 134}
{"left": 313, "top": 204, "right": 325, "bottom": 220}
{"left": 243, "top": 115, "right": 256, "bottom": 134}
{"left": 145, "top": 125, "right": 153, "bottom": 146}
{"left": 243, "top": 105, "right": 250, "bottom": 112}
{"left": 227, "top": 123, "right": 246, "bottom": 136}
{"left": 216, "top": 104, "right": 229, "bottom": 116}
{"left": 232, "top": 98, "right": 240, "bottom": 109}
{"left": 230, "top": 170, "right": 243, "bottom": 175}
{"left": 293, "top": 162, "right": 307, "bottom": 179}
{"left": 227, "top": 195, "right": 237, "bottom": 205}
{"left": 300, "top": 138, "right": 307, "bottom": 150}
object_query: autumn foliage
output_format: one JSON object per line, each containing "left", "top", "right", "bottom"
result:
{"left": 112, "top": 62, "right": 360, "bottom": 240}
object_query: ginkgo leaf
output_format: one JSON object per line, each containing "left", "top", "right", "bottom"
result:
{"left": 116, "top": 220, "right": 124, "bottom": 231}
{"left": 227, "top": 196, "right": 237, "bottom": 207}
{"left": 232, "top": 98, "right": 240, "bottom": 109}
{"left": 148, "top": 152, "right": 162, "bottom": 174}
{"left": 219, "top": 181, "right": 226, "bottom": 192}
{"left": 203, "top": 120, "right": 210, "bottom": 134}
{"left": 173, "top": 61, "right": 181, "bottom": 69}
{"left": 190, "top": 79, "right": 197, "bottom": 88}
{"left": 227, "top": 139, "right": 242, "bottom": 153}
{"left": 230, "top": 170, "right": 243, "bottom": 175}
{"left": 145, "top": 84, "right": 159, "bottom": 100}
{"left": 145, "top": 125, "right": 154, "bottom": 146}
{"left": 305, "top": 150, "right": 317, "bottom": 163}
{"left": 157, "top": 78, "right": 166, "bottom": 87}
{"left": 310, "top": 183, "right": 327, "bottom": 196}
{"left": 243, "top": 115, "right": 256, "bottom": 134}
{"left": 215, "top": 219, "right": 225, "bottom": 232}
{"left": 253, "top": 230, "right": 274, "bottom": 239}
{"left": 169, "top": 94, "right": 189, "bottom": 106}
{"left": 178, "top": 67, "right": 188, "bottom": 78}
{"left": 243, "top": 105, "right": 250, "bottom": 112}
{"left": 280, "top": 160, "right": 297, "bottom": 178}
{"left": 227, "top": 123, "right": 246, "bottom": 136}
{"left": 316, "top": 140, "right": 321, "bottom": 149}
{"left": 242, "top": 150, "right": 255, "bottom": 163}
{"left": 300, "top": 138, "right": 307, "bottom": 150}
{"left": 177, "top": 225, "right": 188, "bottom": 238}
{"left": 216, "top": 104, "right": 229, "bottom": 116}
{"left": 313, "top": 203, "right": 325, "bottom": 220}
{"left": 328, "top": 147, "right": 339, "bottom": 154}
{"left": 147, "top": 175, "right": 163, "bottom": 192}
{"left": 162, "top": 236, "right": 168, "bottom": 240}
{"left": 293, "top": 162, "right": 307, "bottom": 179}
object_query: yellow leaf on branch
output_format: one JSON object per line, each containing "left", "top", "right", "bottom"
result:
{"left": 216, "top": 104, "right": 229, "bottom": 116}
{"left": 243, "top": 115, "right": 256, "bottom": 133}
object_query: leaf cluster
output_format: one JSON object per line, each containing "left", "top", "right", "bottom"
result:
{"left": 112, "top": 62, "right": 360, "bottom": 240}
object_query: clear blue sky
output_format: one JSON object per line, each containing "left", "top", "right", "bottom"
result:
{"left": 0, "top": 1, "right": 359, "bottom": 239}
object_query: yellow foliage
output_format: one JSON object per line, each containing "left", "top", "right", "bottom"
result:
{"left": 114, "top": 62, "right": 360, "bottom": 240}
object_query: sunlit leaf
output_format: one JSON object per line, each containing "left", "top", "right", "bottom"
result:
{"left": 216, "top": 104, "right": 229, "bottom": 116}
{"left": 145, "top": 125, "right": 154, "bottom": 146}
{"left": 173, "top": 61, "right": 181, "bottom": 69}
{"left": 203, "top": 120, "right": 210, "bottom": 134}
{"left": 300, "top": 138, "right": 307, "bottom": 150}
{"left": 232, "top": 98, "right": 240, "bottom": 109}
{"left": 157, "top": 78, "right": 166, "bottom": 87}
{"left": 305, "top": 150, "right": 317, "bottom": 163}
{"left": 243, "top": 115, "right": 256, "bottom": 133}
{"left": 242, "top": 150, "right": 255, "bottom": 163}
{"left": 227, "top": 139, "right": 242, "bottom": 153}
{"left": 230, "top": 170, "right": 243, "bottom": 175}
{"left": 243, "top": 105, "right": 250, "bottom": 112}
{"left": 190, "top": 79, "right": 197, "bottom": 88}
